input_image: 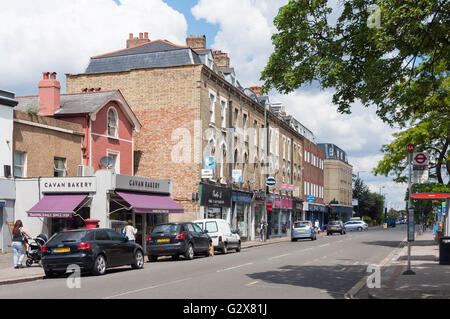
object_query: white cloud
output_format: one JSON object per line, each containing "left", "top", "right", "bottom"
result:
{"left": 0, "top": 0, "right": 187, "bottom": 94}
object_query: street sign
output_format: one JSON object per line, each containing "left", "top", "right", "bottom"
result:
{"left": 307, "top": 195, "right": 315, "bottom": 202}
{"left": 266, "top": 177, "right": 276, "bottom": 187}
{"left": 408, "top": 207, "right": 415, "bottom": 242}
{"left": 412, "top": 152, "right": 429, "bottom": 166}
{"left": 406, "top": 144, "right": 415, "bottom": 153}
{"left": 201, "top": 169, "right": 213, "bottom": 179}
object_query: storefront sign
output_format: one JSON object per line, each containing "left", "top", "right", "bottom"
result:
{"left": 204, "top": 156, "right": 215, "bottom": 170}
{"left": 274, "top": 197, "right": 281, "bottom": 209}
{"left": 115, "top": 175, "right": 171, "bottom": 194}
{"left": 232, "top": 170, "right": 242, "bottom": 183}
{"left": 200, "top": 183, "right": 231, "bottom": 208}
{"left": 232, "top": 193, "right": 252, "bottom": 203}
{"left": 40, "top": 177, "right": 96, "bottom": 193}
{"left": 294, "top": 202, "right": 303, "bottom": 211}
{"left": 201, "top": 169, "right": 214, "bottom": 179}
{"left": 282, "top": 198, "right": 293, "bottom": 210}
{"left": 27, "top": 212, "right": 72, "bottom": 218}
{"left": 266, "top": 202, "right": 273, "bottom": 211}
{"left": 280, "top": 184, "right": 295, "bottom": 191}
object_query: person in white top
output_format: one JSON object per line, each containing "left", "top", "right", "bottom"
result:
{"left": 123, "top": 220, "right": 138, "bottom": 242}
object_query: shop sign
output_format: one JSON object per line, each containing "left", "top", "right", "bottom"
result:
{"left": 232, "top": 193, "right": 252, "bottom": 203}
{"left": 115, "top": 175, "right": 171, "bottom": 194}
{"left": 280, "top": 184, "right": 295, "bottom": 191}
{"left": 266, "top": 202, "right": 273, "bottom": 211}
{"left": 204, "top": 156, "right": 215, "bottom": 170}
{"left": 295, "top": 202, "right": 303, "bottom": 210}
{"left": 274, "top": 197, "right": 281, "bottom": 209}
{"left": 282, "top": 198, "right": 293, "bottom": 209}
{"left": 201, "top": 169, "right": 214, "bottom": 179}
{"left": 27, "top": 212, "right": 72, "bottom": 218}
{"left": 200, "top": 184, "right": 231, "bottom": 208}
{"left": 41, "top": 177, "right": 96, "bottom": 193}
{"left": 232, "top": 170, "right": 242, "bottom": 183}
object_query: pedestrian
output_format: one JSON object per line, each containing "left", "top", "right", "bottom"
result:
{"left": 258, "top": 219, "right": 265, "bottom": 242}
{"left": 314, "top": 219, "right": 320, "bottom": 233}
{"left": 11, "top": 220, "right": 32, "bottom": 269}
{"left": 122, "top": 220, "right": 138, "bottom": 243}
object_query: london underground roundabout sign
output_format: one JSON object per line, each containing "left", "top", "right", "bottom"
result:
{"left": 412, "top": 152, "right": 428, "bottom": 166}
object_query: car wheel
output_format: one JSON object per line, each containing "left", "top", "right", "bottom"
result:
{"left": 357, "top": 227, "right": 363, "bottom": 231}
{"left": 311, "top": 235, "right": 315, "bottom": 241}
{"left": 148, "top": 255, "right": 158, "bottom": 262}
{"left": 25, "top": 259, "right": 33, "bottom": 267}
{"left": 222, "top": 243, "right": 228, "bottom": 254}
{"left": 184, "top": 243, "right": 194, "bottom": 260}
{"left": 291, "top": 238, "right": 297, "bottom": 242}
{"left": 92, "top": 254, "right": 106, "bottom": 276}
{"left": 236, "top": 241, "right": 241, "bottom": 252}
{"left": 131, "top": 250, "right": 144, "bottom": 269}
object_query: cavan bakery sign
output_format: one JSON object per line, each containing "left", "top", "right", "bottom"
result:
{"left": 115, "top": 174, "right": 171, "bottom": 194}
{"left": 40, "top": 177, "right": 96, "bottom": 193}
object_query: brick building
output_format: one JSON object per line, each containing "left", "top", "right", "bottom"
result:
{"left": 65, "top": 33, "right": 315, "bottom": 240}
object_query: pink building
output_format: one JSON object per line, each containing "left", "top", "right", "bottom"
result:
{"left": 16, "top": 72, "right": 141, "bottom": 175}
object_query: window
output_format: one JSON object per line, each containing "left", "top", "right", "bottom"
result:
{"left": 205, "top": 221, "right": 219, "bottom": 233}
{"left": 234, "top": 108, "right": 239, "bottom": 126}
{"left": 220, "top": 98, "right": 227, "bottom": 128}
{"left": 54, "top": 157, "right": 67, "bottom": 177}
{"left": 107, "top": 108, "right": 118, "bottom": 137}
{"left": 282, "top": 136, "right": 286, "bottom": 159}
{"left": 253, "top": 120, "right": 258, "bottom": 146}
{"left": 107, "top": 230, "right": 123, "bottom": 241}
{"left": 192, "top": 223, "right": 203, "bottom": 233}
{"left": 14, "top": 152, "right": 26, "bottom": 177}
{"left": 243, "top": 113, "right": 248, "bottom": 130}
{"left": 209, "top": 91, "right": 216, "bottom": 124}
{"left": 95, "top": 230, "right": 110, "bottom": 241}
{"left": 287, "top": 139, "right": 291, "bottom": 162}
{"left": 107, "top": 151, "right": 120, "bottom": 174}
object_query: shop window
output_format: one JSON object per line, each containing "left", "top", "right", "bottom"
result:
{"left": 14, "top": 152, "right": 26, "bottom": 178}
{"left": 54, "top": 157, "right": 67, "bottom": 177}
{"left": 107, "top": 107, "right": 118, "bottom": 138}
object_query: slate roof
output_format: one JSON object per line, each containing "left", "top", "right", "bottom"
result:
{"left": 84, "top": 40, "right": 203, "bottom": 74}
{"left": 15, "top": 91, "right": 118, "bottom": 115}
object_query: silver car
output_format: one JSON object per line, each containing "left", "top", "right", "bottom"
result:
{"left": 344, "top": 221, "right": 368, "bottom": 231}
{"left": 291, "top": 221, "right": 317, "bottom": 241}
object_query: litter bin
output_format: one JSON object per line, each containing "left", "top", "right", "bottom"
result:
{"left": 439, "top": 237, "right": 450, "bottom": 265}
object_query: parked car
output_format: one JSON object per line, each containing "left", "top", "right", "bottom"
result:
{"left": 291, "top": 221, "right": 317, "bottom": 241}
{"left": 41, "top": 228, "right": 144, "bottom": 278}
{"left": 146, "top": 222, "right": 212, "bottom": 262}
{"left": 194, "top": 219, "right": 241, "bottom": 254}
{"left": 344, "top": 221, "right": 368, "bottom": 231}
{"left": 327, "top": 220, "right": 346, "bottom": 235}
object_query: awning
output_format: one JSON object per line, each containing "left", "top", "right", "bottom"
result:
{"left": 116, "top": 191, "right": 184, "bottom": 214}
{"left": 27, "top": 194, "right": 88, "bottom": 218}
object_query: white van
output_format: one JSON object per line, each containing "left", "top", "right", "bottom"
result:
{"left": 194, "top": 219, "right": 241, "bottom": 254}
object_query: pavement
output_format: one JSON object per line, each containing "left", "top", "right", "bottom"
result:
{"left": 362, "top": 229, "right": 450, "bottom": 299}
{"left": 0, "top": 232, "right": 304, "bottom": 286}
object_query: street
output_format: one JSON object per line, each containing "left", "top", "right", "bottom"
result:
{"left": 0, "top": 226, "right": 406, "bottom": 299}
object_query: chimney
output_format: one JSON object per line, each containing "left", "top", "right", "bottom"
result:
{"left": 213, "top": 50, "right": 230, "bottom": 68}
{"left": 186, "top": 35, "right": 206, "bottom": 50}
{"left": 38, "top": 71, "right": 61, "bottom": 116}
{"left": 126, "top": 32, "right": 150, "bottom": 48}
{"left": 249, "top": 86, "right": 262, "bottom": 97}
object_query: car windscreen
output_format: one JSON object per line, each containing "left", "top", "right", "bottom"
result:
{"left": 329, "top": 221, "right": 341, "bottom": 225}
{"left": 47, "top": 231, "right": 88, "bottom": 245}
{"left": 205, "top": 221, "right": 219, "bottom": 233}
{"left": 294, "top": 222, "right": 309, "bottom": 228}
{"left": 152, "top": 224, "right": 180, "bottom": 234}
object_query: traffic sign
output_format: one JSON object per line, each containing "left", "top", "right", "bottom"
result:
{"left": 266, "top": 177, "right": 276, "bottom": 187}
{"left": 406, "top": 144, "right": 415, "bottom": 153}
{"left": 307, "top": 195, "right": 315, "bottom": 202}
{"left": 412, "top": 152, "right": 428, "bottom": 166}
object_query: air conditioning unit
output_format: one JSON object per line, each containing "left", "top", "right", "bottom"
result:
{"left": 77, "top": 165, "right": 94, "bottom": 177}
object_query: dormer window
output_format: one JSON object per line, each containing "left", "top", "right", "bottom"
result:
{"left": 107, "top": 107, "right": 118, "bottom": 138}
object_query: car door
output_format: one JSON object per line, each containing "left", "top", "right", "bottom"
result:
{"left": 94, "top": 230, "right": 116, "bottom": 266}
{"left": 222, "top": 222, "right": 237, "bottom": 248}
{"left": 184, "top": 223, "right": 199, "bottom": 251}
{"left": 107, "top": 229, "right": 132, "bottom": 266}
{"left": 192, "top": 223, "right": 209, "bottom": 251}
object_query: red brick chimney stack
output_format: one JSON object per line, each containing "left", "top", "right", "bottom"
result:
{"left": 38, "top": 71, "right": 61, "bottom": 116}
{"left": 126, "top": 32, "right": 150, "bottom": 48}
{"left": 249, "top": 86, "right": 262, "bottom": 97}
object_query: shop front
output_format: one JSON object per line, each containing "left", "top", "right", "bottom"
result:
{"left": 329, "top": 205, "right": 353, "bottom": 222}
{"left": 200, "top": 182, "right": 232, "bottom": 222}
{"left": 252, "top": 193, "right": 264, "bottom": 241}
{"left": 303, "top": 202, "right": 327, "bottom": 231}
{"left": 266, "top": 195, "right": 292, "bottom": 238}
{"left": 231, "top": 192, "right": 252, "bottom": 242}
{"left": 293, "top": 200, "right": 304, "bottom": 222}
{"left": 17, "top": 170, "right": 183, "bottom": 254}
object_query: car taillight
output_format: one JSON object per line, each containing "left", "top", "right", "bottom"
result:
{"left": 41, "top": 245, "right": 46, "bottom": 252}
{"left": 77, "top": 242, "right": 91, "bottom": 250}
{"left": 146, "top": 236, "right": 151, "bottom": 241}
{"left": 175, "top": 233, "right": 186, "bottom": 240}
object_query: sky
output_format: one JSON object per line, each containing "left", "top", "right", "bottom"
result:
{"left": 0, "top": 0, "right": 408, "bottom": 210}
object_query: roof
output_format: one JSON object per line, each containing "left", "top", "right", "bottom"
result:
{"left": 83, "top": 40, "right": 203, "bottom": 74}
{"left": 15, "top": 90, "right": 141, "bottom": 132}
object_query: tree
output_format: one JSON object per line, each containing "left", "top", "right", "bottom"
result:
{"left": 261, "top": 0, "right": 448, "bottom": 124}
{"left": 261, "top": 0, "right": 449, "bottom": 186}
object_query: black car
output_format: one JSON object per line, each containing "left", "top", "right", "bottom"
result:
{"left": 326, "top": 220, "right": 346, "bottom": 235}
{"left": 146, "top": 223, "right": 212, "bottom": 261}
{"left": 41, "top": 228, "right": 144, "bottom": 278}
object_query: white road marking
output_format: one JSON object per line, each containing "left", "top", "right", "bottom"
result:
{"left": 217, "top": 263, "right": 254, "bottom": 273}
{"left": 319, "top": 244, "right": 330, "bottom": 248}
{"left": 104, "top": 277, "right": 193, "bottom": 299}
{"left": 268, "top": 254, "right": 290, "bottom": 260}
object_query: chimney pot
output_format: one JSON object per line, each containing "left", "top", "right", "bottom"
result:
{"left": 144, "top": 32, "right": 148, "bottom": 39}
{"left": 129, "top": 33, "right": 133, "bottom": 39}
{"left": 139, "top": 32, "right": 143, "bottom": 39}
{"left": 50, "top": 72, "right": 57, "bottom": 79}
{"left": 43, "top": 72, "right": 50, "bottom": 80}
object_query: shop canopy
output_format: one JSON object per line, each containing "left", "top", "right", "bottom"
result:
{"left": 410, "top": 193, "right": 450, "bottom": 200}
{"left": 116, "top": 191, "right": 184, "bottom": 214}
{"left": 27, "top": 194, "right": 88, "bottom": 218}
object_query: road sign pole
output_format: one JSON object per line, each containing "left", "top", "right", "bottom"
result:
{"left": 404, "top": 151, "right": 415, "bottom": 275}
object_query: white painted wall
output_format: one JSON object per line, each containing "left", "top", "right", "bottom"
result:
{"left": 0, "top": 105, "right": 13, "bottom": 177}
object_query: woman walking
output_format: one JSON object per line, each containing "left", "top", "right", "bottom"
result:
{"left": 122, "top": 220, "right": 138, "bottom": 243}
{"left": 11, "top": 220, "right": 32, "bottom": 269}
